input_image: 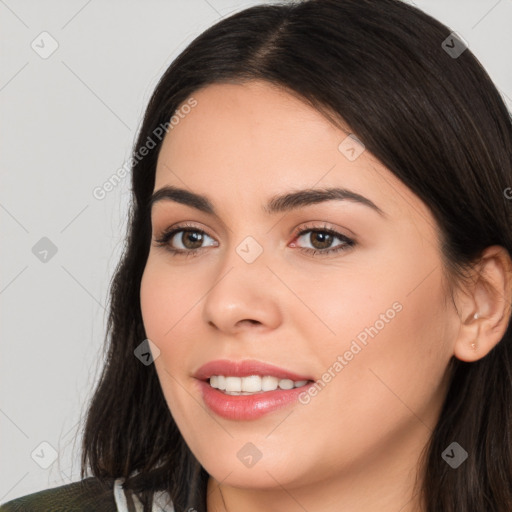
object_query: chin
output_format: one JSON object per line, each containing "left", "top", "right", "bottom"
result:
{"left": 195, "top": 441, "right": 318, "bottom": 490}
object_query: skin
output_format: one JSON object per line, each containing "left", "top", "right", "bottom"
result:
{"left": 139, "top": 80, "right": 512, "bottom": 512}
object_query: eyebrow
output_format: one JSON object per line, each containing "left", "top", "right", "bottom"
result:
{"left": 149, "top": 185, "right": 385, "bottom": 217}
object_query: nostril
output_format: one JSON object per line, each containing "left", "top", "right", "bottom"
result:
{"left": 238, "top": 319, "right": 261, "bottom": 327}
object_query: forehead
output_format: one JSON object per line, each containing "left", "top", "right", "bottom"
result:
{"left": 154, "top": 80, "right": 434, "bottom": 228}
{"left": 166, "top": 80, "right": 344, "bottom": 151}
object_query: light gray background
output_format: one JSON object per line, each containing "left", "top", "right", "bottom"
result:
{"left": 1, "top": 0, "right": 511, "bottom": 503}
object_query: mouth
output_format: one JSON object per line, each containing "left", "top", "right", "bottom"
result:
{"left": 207, "top": 375, "right": 312, "bottom": 395}
{"left": 193, "top": 359, "right": 316, "bottom": 420}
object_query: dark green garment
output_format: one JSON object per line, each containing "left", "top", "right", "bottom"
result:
{"left": 0, "top": 477, "right": 117, "bottom": 512}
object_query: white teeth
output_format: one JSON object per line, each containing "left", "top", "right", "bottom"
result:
{"left": 209, "top": 375, "right": 310, "bottom": 394}
{"left": 225, "top": 376, "right": 242, "bottom": 392}
{"left": 261, "top": 376, "right": 278, "bottom": 391}
{"left": 279, "top": 379, "right": 294, "bottom": 390}
{"left": 241, "top": 375, "right": 262, "bottom": 392}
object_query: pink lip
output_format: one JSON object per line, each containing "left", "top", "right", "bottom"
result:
{"left": 193, "top": 359, "right": 315, "bottom": 421}
{"left": 196, "top": 381, "right": 315, "bottom": 420}
{"left": 193, "top": 359, "right": 313, "bottom": 381}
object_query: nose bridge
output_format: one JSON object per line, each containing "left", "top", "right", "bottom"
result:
{"left": 201, "top": 229, "right": 281, "bottom": 332}
{"left": 223, "top": 226, "right": 271, "bottom": 284}
{"left": 217, "top": 210, "right": 270, "bottom": 274}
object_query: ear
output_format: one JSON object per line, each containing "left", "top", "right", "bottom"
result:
{"left": 453, "top": 245, "right": 512, "bottom": 363}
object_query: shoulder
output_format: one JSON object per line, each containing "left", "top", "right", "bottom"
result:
{"left": 0, "top": 476, "right": 117, "bottom": 512}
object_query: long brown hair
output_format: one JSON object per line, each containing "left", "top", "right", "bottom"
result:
{"left": 80, "top": 1, "right": 512, "bottom": 510}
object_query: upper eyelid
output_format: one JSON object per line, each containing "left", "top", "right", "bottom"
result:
{"left": 153, "top": 221, "right": 212, "bottom": 237}
{"left": 150, "top": 206, "right": 232, "bottom": 235}
{"left": 153, "top": 223, "right": 218, "bottom": 246}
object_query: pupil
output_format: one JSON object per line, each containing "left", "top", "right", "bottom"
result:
{"left": 312, "top": 232, "right": 332, "bottom": 249}
{"left": 183, "top": 230, "right": 203, "bottom": 249}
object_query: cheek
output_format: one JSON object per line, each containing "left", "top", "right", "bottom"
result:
{"left": 139, "top": 258, "right": 209, "bottom": 397}
{"left": 332, "top": 270, "right": 452, "bottom": 430}
{"left": 299, "top": 258, "right": 452, "bottom": 426}
{"left": 139, "top": 261, "right": 205, "bottom": 427}
{"left": 284, "top": 262, "right": 400, "bottom": 362}
{"left": 140, "top": 257, "right": 203, "bottom": 340}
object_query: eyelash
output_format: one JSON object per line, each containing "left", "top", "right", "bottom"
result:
{"left": 153, "top": 221, "right": 356, "bottom": 258}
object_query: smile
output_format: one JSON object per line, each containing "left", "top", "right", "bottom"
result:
{"left": 193, "top": 359, "right": 315, "bottom": 420}
{"left": 209, "top": 375, "right": 310, "bottom": 395}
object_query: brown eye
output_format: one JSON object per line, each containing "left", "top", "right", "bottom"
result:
{"left": 291, "top": 226, "right": 355, "bottom": 256}
{"left": 177, "top": 230, "right": 205, "bottom": 250}
{"left": 154, "top": 225, "right": 218, "bottom": 255}
{"left": 308, "top": 231, "right": 333, "bottom": 250}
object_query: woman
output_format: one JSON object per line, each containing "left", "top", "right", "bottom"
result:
{"left": 2, "top": 0, "right": 511, "bottom": 510}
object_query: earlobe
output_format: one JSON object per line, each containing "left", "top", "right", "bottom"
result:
{"left": 452, "top": 245, "right": 512, "bottom": 363}
{"left": 453, "top": 310, "right": 484, "bottom": 362}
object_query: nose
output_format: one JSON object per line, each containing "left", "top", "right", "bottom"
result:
{"left": 201, "top": 244, "right": 282, "bottom": 335}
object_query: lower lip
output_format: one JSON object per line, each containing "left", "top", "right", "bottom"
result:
{"left": 196, "top": 379, "right": 314, "bottom": 420}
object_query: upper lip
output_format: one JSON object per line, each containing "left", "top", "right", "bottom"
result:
{"left": 194, "top": 359, "right": 314, "bottom": 382}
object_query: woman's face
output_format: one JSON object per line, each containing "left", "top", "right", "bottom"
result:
{"left": 140, "top": 80, "right": 457, "bottom": 494}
